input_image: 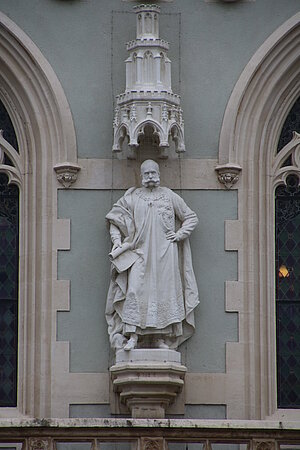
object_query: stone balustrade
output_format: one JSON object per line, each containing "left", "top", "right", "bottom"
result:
{"left": 0, "top": 419, "right": 299, "bottom": 450}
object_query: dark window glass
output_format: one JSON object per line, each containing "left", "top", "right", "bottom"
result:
{"left": 0, "top": 101, "right": 19, "bottom": 152}
{"left": 277, "top": 97, "right": 300, "bottom": 153}
{"left": 0, "top": 173, "right": 19, "bottom": 406}
{"left": 275, "top": 174, "right": 300, "bottom": 408}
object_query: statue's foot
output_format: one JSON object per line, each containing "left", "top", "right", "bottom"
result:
{"left": 112, "top": 333, "right": 127, "bottom": 350}
{"left": 124, "top": 334, "right": 138, "bottom": 351}
{"left": 156, "top": 339, "right": 169, "bottom": 349}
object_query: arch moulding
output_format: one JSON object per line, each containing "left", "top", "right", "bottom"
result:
{"left": 218, "top": 12, "right": 300, "bottom": 419}
{"left": 0, "top": 12, "right": 79, "bottom": 417}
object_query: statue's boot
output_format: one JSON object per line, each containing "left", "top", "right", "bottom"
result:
{"left": 124, "top": 334, "right": 138, "bottom": 351}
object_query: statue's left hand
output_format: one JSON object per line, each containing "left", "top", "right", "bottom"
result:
{"left": 166, "top": 230, "right": 183, "bottom": 242}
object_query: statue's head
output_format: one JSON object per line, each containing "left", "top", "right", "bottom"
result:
{"left": 141, "top": 160, "right": 160, "bottom": 188}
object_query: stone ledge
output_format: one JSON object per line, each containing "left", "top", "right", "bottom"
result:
{"left": 0, "top": 418, "right": 300, "bottom": 430}
{"left": 116, "top": 349, "right": 181, "bottom": 364}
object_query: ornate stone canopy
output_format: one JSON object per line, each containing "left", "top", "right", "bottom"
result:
{"left": 112, "top": 4, "right": 185, "bottom": 159}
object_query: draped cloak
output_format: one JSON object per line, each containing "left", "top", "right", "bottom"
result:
{"left": 105, "top": 186, "right": 199, "bottom": 349}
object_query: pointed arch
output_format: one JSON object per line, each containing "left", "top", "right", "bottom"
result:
{"left": 0, "top": 12, "right": 77, "bottom": 165}
{"left": 0, "top": 12, "right": 78, "bottom": 417}
{"left": 170, "top": 123, "right": 185, "bottom": 152}
{"left": 218, "top": 12, "right": 300, "bottom": 419}
{"left": 133, "top": 119, "right": 165, "bottom": 144}
{"left": 219, "top": 12, "right": 300, "bottom": 166}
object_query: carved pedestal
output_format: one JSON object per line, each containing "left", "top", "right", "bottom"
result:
{"left": 110, "top": 349, "right": 186, "bottom": 419}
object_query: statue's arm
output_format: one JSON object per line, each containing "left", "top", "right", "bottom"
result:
{"left": 109, "top": 223, "right": 122, "bottom": 250}
{"left": 107, "top": 189, "right": 135, "bottom": 249}
{"left": 178, "top": 210, "right": 198, "bottom": 238}
{"left": 166, "top": 192, "right": 198, "bottom": 242}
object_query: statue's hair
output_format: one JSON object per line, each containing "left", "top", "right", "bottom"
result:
{"left": 140, "top": 159, "right": 160, "bottom": 174}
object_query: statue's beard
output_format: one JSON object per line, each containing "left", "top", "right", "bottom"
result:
{"left": 142, "top": 177, "right": 160, "bottom": 188}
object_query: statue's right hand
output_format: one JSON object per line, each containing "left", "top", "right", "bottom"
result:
{"left": 112, "top": 240, "right": 122, "bottom": 251}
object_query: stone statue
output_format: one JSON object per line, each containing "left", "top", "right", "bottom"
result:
{"left": 106, "top": 160, "right": 199, "bottom": 351}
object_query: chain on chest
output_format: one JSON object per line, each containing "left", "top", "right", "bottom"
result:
{"left": 135, "top": 190, "right": 175, "bottom": 228}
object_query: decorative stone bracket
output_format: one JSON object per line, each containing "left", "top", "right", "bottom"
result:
{"left": 215, "top": 163, "right": 242, "bottom": 189}
{"left": 54, "top": 162, "right": 81, "bottom": 188}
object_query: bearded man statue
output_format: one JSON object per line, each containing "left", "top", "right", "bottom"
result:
{"left": 106, "top": 159, "right": 199, "bottom": 351}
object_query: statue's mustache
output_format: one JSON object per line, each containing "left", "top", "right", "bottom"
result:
{"left": 142, "top": 177, "right": 160, "bottom": 186}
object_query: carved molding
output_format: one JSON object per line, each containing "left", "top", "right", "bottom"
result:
{"left": 54, "top": 162, "right": 81, "bottom": 188}
{"left": 215, "top": 163, "right": 242, "bottom": 189}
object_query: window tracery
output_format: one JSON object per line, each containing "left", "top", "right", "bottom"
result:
{"left": 277, "top": 97, "right": 300, "bottom": 153}
{"left": 0, "top": 101, "right": 18, "bottom": 153}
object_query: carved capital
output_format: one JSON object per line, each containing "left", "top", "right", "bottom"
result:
{"left": 54, "top": 162, "right": 81, "bottom": 188}
{"left": 215, "top": 163, "right": 242, "bottom": 189}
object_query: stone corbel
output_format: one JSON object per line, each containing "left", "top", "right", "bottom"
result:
{"left": 54, "top": 162, "right": 81, "bottom": 188}
{"left": 215, "top": 163, "right": 242, "bottom": 189}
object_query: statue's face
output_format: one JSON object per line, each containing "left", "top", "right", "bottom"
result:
{"left": 141, "top": 162, "right": 160, "bottom": 188}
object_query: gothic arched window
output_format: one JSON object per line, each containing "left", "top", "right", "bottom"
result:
{"left": 275, "top": 97, "right": 300, "bottom": 408}
{"left": 0, "top": 100, "right": 19, "bottom": 407}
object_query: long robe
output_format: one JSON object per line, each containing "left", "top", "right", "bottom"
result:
{"left": 106, "top": 186, "right": 199, "bottom": 349}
